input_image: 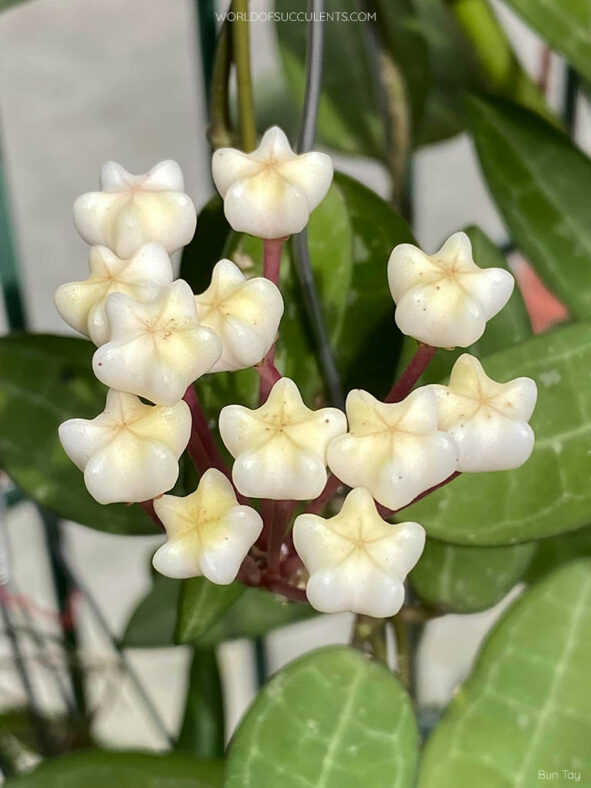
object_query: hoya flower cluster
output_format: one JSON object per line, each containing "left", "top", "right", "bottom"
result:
{"left": 56, "top": 127, "right": 537, "bottom": 619}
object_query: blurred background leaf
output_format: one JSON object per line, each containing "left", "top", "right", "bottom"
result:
{"left": 176, "top": 650, "right": 225, "bottom": 760}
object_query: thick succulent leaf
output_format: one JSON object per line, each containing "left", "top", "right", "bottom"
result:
{"left": 121, "top": 573, "right": 181, "bottom": 648}
{"left": 5, "top": 750, "right": 223, "bottom": 787}
{"left": 526, "top": 524, "right": 591, "bottom": 585}
{"left": 405, "top": 323, "right": 591, "bottom": 544}
{"left": 176, "top": 578, "right": 245, "bottom": 645}
{"left": 503, "top": 0, "right": 591, "bottom": 85}
{"left": 411, "top": 538, "right": 536, "bottom": 613}
{"left": 418, "top": 560, "right": 591, "bottom": 787}
{"left": 0, "top": 335, "right": 155, "bottom": 535}
{"left": 468, "top": 95, "right": 591, "bottom": 318}
{"left": 225, "top": 646, "right": 418, "bottom": 788}
{"left": 177, "top": 650, "right": 225, "bottom": 759}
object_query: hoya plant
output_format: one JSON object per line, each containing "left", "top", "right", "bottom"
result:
{"left": 0, "top": 1, "right": 590, "bottom": 786}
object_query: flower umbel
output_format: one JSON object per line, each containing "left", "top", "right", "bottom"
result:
{"left": 54, "top": 243, "right": 173, "bottom": 346}
{"left": 93, "top": 281, "right": 222, "bottom": 406}
{"left": 388, "top": 231, "right": 514, "bottom": 348}
{"left": 58, "top": 390, "right": 191, "bottom": 504}
{"left": 152, "top": 469, "right": 263, "bottom": 584}
{"left": 293, "top": 488, "right": 425, "bottom": 617}
{"left": 327, "top": 388, "right": 458, "bottom": 511}
{"left": 212, "top": 126, "right": 333, "bottom": 239}
{"left": 429, "top": 353, "right": 537, "bottom": 472}
{"left": 195, "top": 259, "right": 284, "bottom": 372}
{"left": 219, "top": 377, "right": 347, "bottom": 500}
{"left": 73, "top": 160, "right": 197, "bottom": 258}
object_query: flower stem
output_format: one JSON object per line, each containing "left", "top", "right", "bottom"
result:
{"left": 256, "top": 351, "right": 282, "bottom": 403}
{"left": 305, "top": 473, "right": 342, "bottom": 515}
{"left": 140, "top": 499, "right": 163, "bottom": 529}
{"left": 232, "top": 0, "right": 257, "bottom": 152}
{"left": 392, "top": 614, "right": 411, "bottom": 687}
{"left": 262, "top": 238, "right": 284, "bottom": 285}
{"left": 266, "top": 500, "right": 294, "bottom": 576}
{"left": 385, "top": 343, "right": 437, "bottom": 403}
{"left": 264, "top": 576, "right": 308, "bottom": 604}
{"left": 393, "top": 471, "right": 461, "bottom": 515}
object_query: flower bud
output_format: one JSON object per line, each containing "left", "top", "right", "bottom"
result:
{"left": 293, "top": 487, "right": 425, "bottom": 617}
{"left": 54, "top": 243, "right": 173, "bottom": 346}
{"left": 429, "top": 353, "right": 537, "bottom": 472}
{"left": 219, "top": 377, "right": 347, "bottom": 500}
{"left": 58, "top": 390, "right": 191, "bottom": 504}
{"left": 327, "top": 388, "right": 458, "bottom": 511}
{"left": 212, "top": 126, "right": 333, "bottom": 239}
{"left": 93, "top": 281, "right": 222, "bottom": 406}
{"left": 152, "top": 468, "right": 263, "bottom": 584}
{"left": 73, "top": 160, "right": 197, "bottom": 258}
{"left": 388, "top": 231, "right": 514, "bottom": 348}
{"left": 194, "top": 259, "right": 284, "bottom": 372}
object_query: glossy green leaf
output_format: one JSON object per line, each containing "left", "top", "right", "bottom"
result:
{"left": 333, "top": 172, "right": 413, "bottom": 397}
{"left": 418, "top": 560, "right": 591, "bottom": 787}
{"left": 275, "top": 0, "right": 386, "bottom": 159}
{"left": 0, "top": 335, "right": 154, "bottom": 535}
{"left": 526, "top": 524, "right": 591, "bottom": 585}
{"left": 195, "top": 587, "right": 316, "bottom": 648}
{"left": 397, "top": 224, "right": 532, "bottom": 385}
{"left": 176, "top": 578, "right": 245, "bottom": 645}
{"left": 121, "top": 573, "right": 181, "bottom": 648}
{"left": 5, "top": 750, "right": 223, "bottom": 787}
{"left": 226, "top": 646, "right": 418, "bottom": 788}
{"left": 411, "top": 538, "right": 535, "bottom": 613}
{"left": 468, "top": 95, "right": 591, "bottom": 318}
{"left": 177, "top": 650, "right": 225, "bottom": 759}
{"left": 503, "top": 0, "right": 591, "bottom": 85}
{"left": 405, "top": 323, "right": 591, "bottom": 544}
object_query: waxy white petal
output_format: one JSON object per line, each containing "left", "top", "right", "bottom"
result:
{"left": 58, "top": 390, "right": 191, "bottom": 504}
{"left": 327, "top": 387, "right": 458, "bottom": 511}
{"left": 93, "top": 281, "right": 222, "bottom": 406}
{"left": 195, "top": 259, "right": 284, "bottom": 372}
{"left": 219, "top": 377, "right": 347, "bottom": 500}
{"left": 54, "top": 243, "right": 173, "bottom": 345}
{"left": 152, "top": 469, "right": 263, "bottom": 584}
{"left": 212, "top": 126, "right": 333, "bottom": 239}
{"left": 293, "top": 487, "right": 425, "bottom": 616}
{"left": 430, "top": 354, "right": 537, "bottom": 472}
{"left": 388, "top": 231, "right": 514, "bottom": 348}
{"left": 73, "top": 160, "right": 196, "bottom": 258}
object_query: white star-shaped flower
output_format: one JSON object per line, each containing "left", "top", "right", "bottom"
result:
{"left": 388, "top": 231, "right": 514, "bottom": 348}
{"left": 212, "top": 126, "right": 333, "bottom": 239}
{"left": 327, "top": 387, "right": 458, "bottom": 511}
{"left": 293, "top": 487, "right": 425, "bottom": 617}
{"left": 429, "top": 353, "right": 537, "bottom": 472}
{"left": 73, "top": 160, "right": 197, "bottom": 258}
{"left": 194, "top": 259, "right": 284, "bottom": 372}
{"left": 219, "top": 377, "right": 347, "bottom": 500}
{"left": 58, "top": 390, "right": 191, "bottom": 505}
{"left": 92, "top": 281, "right": 222, "bottom": 406}
{"left": 54, "top": 243, "right": 173, "bottom": 346}
{"left": 152, "top": 468, "right": 263, "bottom": 584}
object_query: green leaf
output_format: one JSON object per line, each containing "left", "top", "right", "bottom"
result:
{"left": 411, "top": 539, "right": 536, "bottom": 613}
{"left": 397, "top": 224, "right": 532, "bottom": 385}
{"left": 177, "top": 650, "right": 225, "bottom": 759}
{"left": 405, "top": 323, "right": 591, "bottom": 544}
{"left": 275, "top": 0, "right": 386, "bottom": 159}
{"left": 176, "top": 578, "right": 245, "bottom": 645}
{"left": 468, "top": 95, "right": 591, "bottom": 318}
{"left": 333, "top": 172, "right": 413, "bottom": 396}
{"left": 5, "top": 750, "right": 223, "bottom": 787}
{"left": 526, "top": 524, "right": 591, "bottom": 585}
{"left": 418, "top": 560, "right": 591, "bottom": 787}
{"left": 195, "top": 587, "right": 316, "bottom": 648}
{"left": 0, "top": 335, "right": 155, "bottom": 535}
{"left": 503, "top": 0, "right": 591, "bottom": 85}
{"left": 225, "top": 646, "right": 418, "bottom": 788}
{"left": 121, "top": 572, "right": 181, "bottom": 648}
